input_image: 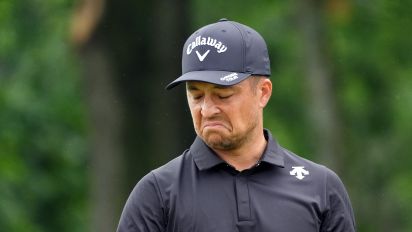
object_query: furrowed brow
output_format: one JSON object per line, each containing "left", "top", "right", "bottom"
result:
{"left": 186, "top": 85, "right": 199, "bottom": 91}
{"left": 214, "top": 85, "right": 231, "bottom": 89}
{"left": 186, "top": 83, "right": 234, "bottom": 91}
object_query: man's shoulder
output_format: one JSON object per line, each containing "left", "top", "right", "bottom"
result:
{"left": 151, "top": 149, "right": 194, "bottom": 180}
{"left": 279, "top": 146, "right": 340, "bottom": 183}
{"left": 280, "top": 146, "right": 325, "bottom": 169}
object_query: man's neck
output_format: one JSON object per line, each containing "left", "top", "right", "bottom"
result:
{"left": 213, "top": 129, "right": 267, "bottom": 171}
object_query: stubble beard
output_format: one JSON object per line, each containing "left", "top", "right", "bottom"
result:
{"left": 200, "top": 116, "right": 259, "bottom": 151}
{"left": 205, "top": 133, "right": 237, "bottom": 150}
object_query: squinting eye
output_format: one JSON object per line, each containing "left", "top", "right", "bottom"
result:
{"left": 219, "top": 95, "right": 232, "bottom": 99}
{"left": 193, "top": 95, "right": 203, "bottom": 100}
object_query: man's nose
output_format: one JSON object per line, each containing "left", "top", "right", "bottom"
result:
{"left": 200, "top": 96, "right": 220, "bottom": 117}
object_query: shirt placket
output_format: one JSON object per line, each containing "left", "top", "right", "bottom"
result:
{"left": 235, "top": 174, "right": 251, "bottom": 221}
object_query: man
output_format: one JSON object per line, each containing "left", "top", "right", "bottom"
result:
{"left": 117, "top": 18, "right": 356, "bottom": 232}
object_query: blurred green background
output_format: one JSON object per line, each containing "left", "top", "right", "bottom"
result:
{"left": 1, "top": 0, "right": 411, "bottom": 231}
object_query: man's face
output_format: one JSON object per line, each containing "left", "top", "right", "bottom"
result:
{"left": 186, "top": 77, "right": 271, "bottom": 151}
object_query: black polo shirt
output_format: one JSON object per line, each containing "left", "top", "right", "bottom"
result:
{"left": 117, "top": 129, "right": 355, "bottom": 232}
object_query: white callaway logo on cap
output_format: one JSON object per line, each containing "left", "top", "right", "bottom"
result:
{"left": 195, "top": 50, "right": 210, "bottom": 62}
{"left": 186, "top": 36, "right": 228, "bottom": 62}
{"left": 220, "top": 73, "right": 239, "bottom": 82}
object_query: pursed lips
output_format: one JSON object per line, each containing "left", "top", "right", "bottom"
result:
{"left": 202, "top": 121, "right": 227, "bottom": 129}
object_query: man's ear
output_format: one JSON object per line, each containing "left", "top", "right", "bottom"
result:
{"left": 259, "top": 78, "right": 272, "bottom": 108}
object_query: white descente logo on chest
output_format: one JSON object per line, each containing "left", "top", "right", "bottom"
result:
{"left": 186, "top": 36, "right": 228, "bottom": 62}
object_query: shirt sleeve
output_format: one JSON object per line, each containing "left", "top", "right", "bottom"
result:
{"left": 116, "top": 172, "right": 166, "bottom": 232}
{"left": 320, "top": 169, "right": 356, "bottom": 232}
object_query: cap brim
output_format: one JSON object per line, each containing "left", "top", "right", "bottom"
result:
{"left": 165, "top": 71, "right": 252, "bottom": 90}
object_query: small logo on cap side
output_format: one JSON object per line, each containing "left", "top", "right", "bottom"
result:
{"left": 220, "top": 73, "right": 239, "bottom": 82}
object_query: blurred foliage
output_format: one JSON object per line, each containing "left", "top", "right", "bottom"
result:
{"left": 1, "top": 0, "right": 411, "bottom": 231}
{"left": 0, "top": 0, "right": 88, "bottom": 231}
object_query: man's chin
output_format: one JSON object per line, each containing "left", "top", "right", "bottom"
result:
{"left": 202, "top": 133, "right": 234, "bottom": 150}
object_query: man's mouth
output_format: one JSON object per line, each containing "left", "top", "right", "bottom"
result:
{"left": 203, "top": 121, "right": 227, "bottom": 130}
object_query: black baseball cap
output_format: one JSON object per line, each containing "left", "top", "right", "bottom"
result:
{"left": 166, "top": 18, "right": 271, "bottom": 89}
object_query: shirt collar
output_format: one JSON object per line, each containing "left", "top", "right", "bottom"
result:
{"left": 190, "top": 136, "right": 225, "bottom": 171}
{"left": 191, "top": 129, "right": 285, "bottom": 171}
{"left": 260, "top": 129, "right": 285, "bottom": 168}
